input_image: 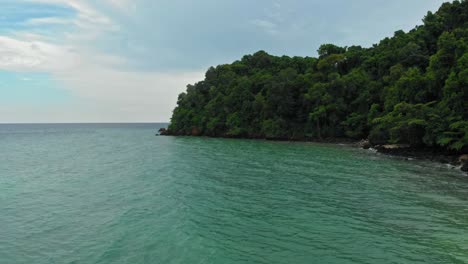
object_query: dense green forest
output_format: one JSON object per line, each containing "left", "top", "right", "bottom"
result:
{"left": 167, "top": 1, "right": 468, "bottom": 152}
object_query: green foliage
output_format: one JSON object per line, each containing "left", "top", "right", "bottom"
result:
{"left": 318, "top": 44, "right": 347, "bottom": 58}
{"left": 371, "top": 102, "right": 431, "bottom": 146}
{"left": 168, "top": 1, "right": 468, "bottom": 152}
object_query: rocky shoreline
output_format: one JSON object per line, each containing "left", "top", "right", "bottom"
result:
{"left": 158, "top": 128, "right": 467, "bottom": 174}
{"left": 355, "top": 140, "right": 467, "bottom": 174}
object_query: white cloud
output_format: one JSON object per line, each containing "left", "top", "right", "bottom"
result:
{"left": 250, "top": 2, "right": 289, "bottom": 36}
{"left": 0, "top": 32, "right": 204, "bottom": 122}
{"left": 0, "top": 0, "right": 204, "bottom": 122}
{"left": 0, "top": 68, "right": 204, "bottom": 122}
{"left": 53, "top": 68, "right": 203, "bottom": 122}
{"left": 251, "top": 19, "right": 278, "bottom": 35}
{"left": 28, "top": 0, "right": 115, "bottom": 29}
{"left": 24, "top": 17, "right": 72, "bottom": 25}
{"left": 105, "top": 0, "right": 136, "bottom": 14}
{"left": 0, "top": 36, "right": 77, "bottom": 71}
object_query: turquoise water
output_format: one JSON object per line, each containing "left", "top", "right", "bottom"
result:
{"left": 1, "top": 124, "right": 467, "bottom": 264}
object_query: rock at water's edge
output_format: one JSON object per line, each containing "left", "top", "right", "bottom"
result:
{"left": 380, "top": 144, "right": 411, "bottom": 150}
{"left": 357, "top": 139, "right": 371, "bottom": 149}
{"left": 460, "top": 154, "right": 468, "bottom": 172}
{"left": 158, "top": 128, "right": 169, "bottom": 135}
{"left": 374, "top": 144, "right": 411, "bottom": 154}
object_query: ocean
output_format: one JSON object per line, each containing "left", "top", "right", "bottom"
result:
{"left": 1, "top": 123, "right": 467, "bottom": 263}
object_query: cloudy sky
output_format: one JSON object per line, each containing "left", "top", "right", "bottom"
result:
{"left": 0, "top": 0, "right": 447, "bottom": 123}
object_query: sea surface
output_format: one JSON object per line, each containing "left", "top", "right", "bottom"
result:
{"left": 1, "top": 123, "right": 467, "bottom": 264}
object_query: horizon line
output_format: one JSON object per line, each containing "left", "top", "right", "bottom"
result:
{"left": 0, "top": 122, "right": 170, "bottom": 125}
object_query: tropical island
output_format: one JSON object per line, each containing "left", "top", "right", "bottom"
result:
{"left": 163, "top": 1, "right": 467, "bottom": 171}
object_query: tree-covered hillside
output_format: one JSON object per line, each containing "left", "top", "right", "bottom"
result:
{"left": 167, "top": 1, "right": 467, "bottom": 152}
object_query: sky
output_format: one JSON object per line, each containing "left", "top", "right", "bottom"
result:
{"left": 0, "top": 0, "right": 449, "bottom": 123}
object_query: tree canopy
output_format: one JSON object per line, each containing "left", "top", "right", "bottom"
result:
{"left": 168, "top": 0, "right": 468, "bottom": 152}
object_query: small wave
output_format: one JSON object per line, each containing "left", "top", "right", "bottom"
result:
{"left": 368, "top": 147, "right": 378, "bottom": 153}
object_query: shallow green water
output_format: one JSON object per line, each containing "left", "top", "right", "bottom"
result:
{"left": 1, "top": 124, "right": 467, "bottom": 264}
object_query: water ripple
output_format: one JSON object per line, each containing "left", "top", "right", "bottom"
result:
{"left": 1, "top": 124, "right": 468, "bottom": 263}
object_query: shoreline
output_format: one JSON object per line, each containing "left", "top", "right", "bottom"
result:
{"left": 159, "top": 130, "right": 467, "bottom": 174}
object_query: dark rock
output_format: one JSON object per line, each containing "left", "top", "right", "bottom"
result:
{"left": 191, "top": 127, "right": 200, "bottom": 136}
{"left": 462, "top": 164, "right": 468, "bottom": 172}
{"left": 158, "top": 128, "right": 169, "bottom": 135}
{"left": 460, "top": 154, "right": 468, "bottom": 162}
{"left": 357, "top": 139, "right": 371, "bottom": 149}
{"left": 374, "top": 144, "right": 411, "bottom": 155}
{"left": 460, "top": 154, "right": 468, "bottom": 172}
